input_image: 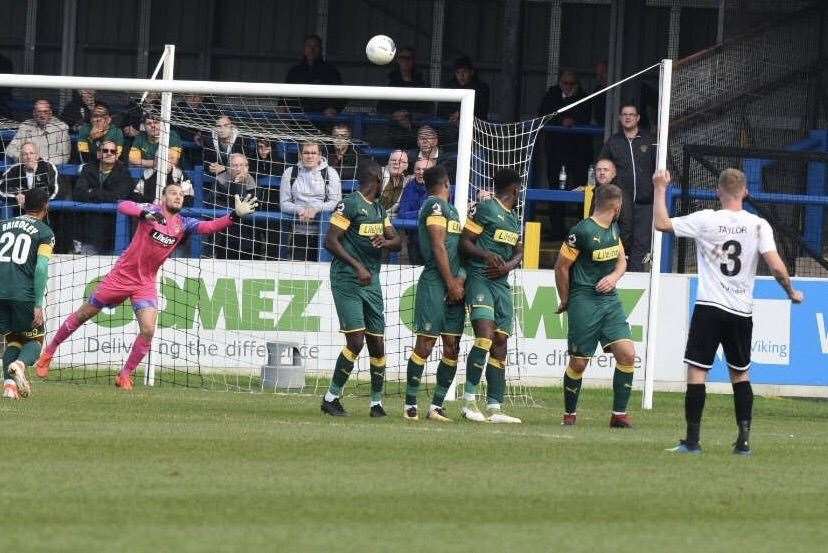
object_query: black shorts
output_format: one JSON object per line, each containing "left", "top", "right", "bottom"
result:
{"left": 684, "top": 304, "right": 753, "bottom": 371}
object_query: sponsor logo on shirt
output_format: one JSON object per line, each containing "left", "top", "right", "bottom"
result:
{"left": 592, "top": 245, "right": 620, "bottom": 262}
{"left": 493, "top": 229, "right": 519, "bottom": 245}
{"left": 358, "top": 223, "right": 384, "bottom": 236}
{"left": 151, "top": 230, "right": 177, "bottom": 247}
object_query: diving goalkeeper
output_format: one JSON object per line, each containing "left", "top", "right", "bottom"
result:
{"left": 35, "top": 182, "right": 258, "bottom": 389}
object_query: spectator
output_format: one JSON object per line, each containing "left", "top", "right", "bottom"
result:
{"left": 73, "top": 140, "right": 135, "bottom": 254}
{"left": 60, "top": 89, "right": 97, "bottom": 131}
{"left": 205, "top": 153, "right": 258, "bottom": 259}
{"left": 438, "top": 56, "right": 490, "bottom": 121}
{"left": 397, "top": 157, "right": 436, "bottom": 264}
{"left": 251, "top": 139, "right": 283, "bottom": 178}
{"left": 6, "top": 100, "right": 70, "bottom": 165}
{"left": 279, "top": 141, "right": 342, "bottom": 261}
{"left": 128, "top": 113, "right": 182, "bottom": 169}
{"left": 379, "top": 149, "right": 409, "bottom": 219}
{"left": 365, "top": 109, "right": 417, "bottom": 150}
{"left": 204, "top": 115, "right": 246, "bottom": 175}
{"left": 131, "top": 162, "right": 194, "bottom": 207}
{"left": 327, "top": 123, "right": 358, "bottom": 181}
{"left": 378, "top": 47, "right": 428, "bottom": 116}
{"left": 537, "top": 69, "right": 591, "bottom": 188}
{"left": 285, "top": 34, "right": 345, "bottom": 116}
{"left": 582, "top": 157, "right": 616, "bottom": 218}
{"left": 76, "top": 101, "right": 125, "bottom": 163}
{"left": 175, "top": 94, "right": 218, "bottom": 167}
{"left": 1, "top": 142, "right": 59, "bottom": 207}
{"left": 599, "top": 103, "right": 656, "bottom": 271}
{"left": 408, "top": 125, "right": 455, "bottom": 178}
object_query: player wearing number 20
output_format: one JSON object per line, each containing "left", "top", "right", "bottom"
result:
{"left": 654, "top": 168, "right": 803, "bottom": 455}
{"left": 35, "top": 183, "right": 259, "bottom": 390}
{"left": 0, "top": 188, "right": 54, "bottom": 400}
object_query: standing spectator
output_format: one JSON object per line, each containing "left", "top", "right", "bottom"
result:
{"left": 438, "top": 56, "right": 490, "bottom": 121}
{"left": 378, "top": 47, "right": 428, "bottom": 116}
{"left": 60, "top": 89, "right": 97, "bottom": 131}
{"left": 279, "top": 142, "right": 342, "bottom": 261}
{"left": 6, "top": 100, "right": 70, "bottom": 166}
{"left": 204, "top": 116, "right": 246, "bottom": 175}
{"left": 327, "top": 123, "right": 358, "bottom": 181}
{"left": 73, "top": 140, "right": 135, "bottom": 254}
{"left": 379, "top": 149, "right": 410, "bottom": 219}
{"left": 537, "top": 69, "right": 591, "bottom": 188}
{"left": 1, "top": 142, "right": 59, "bottom": 206}
{"left": 251, "top": 139, "right": 283, "bottom": 178}
{"left": 599, "top": 103, "right": 656, "bottom": 271}
{"left": 582, "top": 157, "right": 616, "bottom": 218}
{"left": 128, "top": 114, "right": 182, "bottom": 169}
{"left": 76, "top": 101, "right": 125, "bottom": 163}
{"left": 285, "top": 34, "right": 345, "bottom": 116}
{"left": 397, "top": 158, "right": 436, "bottom": 264}
{"left": 205, "top": 153, "right": 258, "bottom": 259}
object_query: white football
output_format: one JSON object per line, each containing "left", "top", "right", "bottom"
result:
{"left": 366, "top": 35, "right": 396, "bottom": 65}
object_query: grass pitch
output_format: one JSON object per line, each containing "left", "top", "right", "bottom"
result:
{"left": 1, "top": 381, "right": 827, "bottom": 552}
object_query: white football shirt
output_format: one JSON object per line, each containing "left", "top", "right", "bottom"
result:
{"left": 671, "top": 209, "right": 776, "bottom": 316}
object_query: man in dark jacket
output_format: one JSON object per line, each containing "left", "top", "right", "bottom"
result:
{"left": 73, "top": 140, "right": 135, "bottom": 254}
{"left": 1, "top": 142, "right": 59, "bottom": 205}
{"left": 285, "top": 34, "right": 345, "bottom": 115}
{"left": 599, "top": 103, "right": 656, "bottom": 271}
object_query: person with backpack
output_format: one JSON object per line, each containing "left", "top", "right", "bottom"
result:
{"left": 279, "top": 141, "right": 342, "bottom": 261}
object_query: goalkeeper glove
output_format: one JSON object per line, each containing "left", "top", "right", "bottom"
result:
{"left": 231, "top": 193, "right": 259, "bottom": 220}
{"left": 141, "top": 209, "right": 166, "bottom": 225}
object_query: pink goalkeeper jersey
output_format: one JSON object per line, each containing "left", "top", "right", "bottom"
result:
{"left": 108, "top": 201, "right": 233, "bottom": 289}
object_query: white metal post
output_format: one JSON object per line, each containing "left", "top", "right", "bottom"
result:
{"left": 642, "top": 59, "right": 672, "bottom": 410}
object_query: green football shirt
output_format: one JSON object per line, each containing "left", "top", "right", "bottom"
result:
{"left": 0, "top": 215, "right": 55, "bottom": 303}
{"left": 329, "top": 191, "right": 391, "bottom": 282}
{"left": 417, "top": 195, "right": 462, "bottom": 279}
{"left": 463, "top": 197, "right": 521, "bottom": 282}
{"left": 559, "top": 217, "right": 622, "bottom": 298}
{"left": 130, "top": 129, "right": 182, "bottom": 161}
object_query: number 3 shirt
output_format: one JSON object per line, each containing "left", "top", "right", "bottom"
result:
{"left": 671, "top": 209, "right": 776, "bottom": 316}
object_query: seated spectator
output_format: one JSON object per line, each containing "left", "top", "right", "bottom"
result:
{"left": 378, "top": 47, "right": 429, "bottom": 116}
{"left": 327, "top": 123, "right": 358, "bottom": 180}
{"left": 60, "top": 89, "right": 97, "bottom": 132}
{"left": 131, "top": 162, "right": 194, "bottom": 208}
{"left": 250, "top": 139, "right": 283, "bottom": 179}
{"left": 204, "top": 115, "right": 246, "bottom": 175}
{"left": 279, "top": 141, "right": 342, "bottom": 261}
{"left": 285, "top": 34, "right": 345, "bottom": 116}
{"left": 204, "top": 153, "right": 258, "bottom": 259}
{"left": 397, "top": 158, "right": 436, "bottom": 264}
{"left": 365, "top": 109, "right": 417, "bottom": 150}
{"left": 438, "top": 56, "right": 490, "bottom": 121}
{"left": 76, "top": 101, "right": 125, "bottom": 163}
{"left": 1, "top": 142, "right": 59, "bottom": 207}
{"left": 72, "top": 140, "right": 135, "bottom": 254}
{"left": 379, "top": 149, "right": 409, "bottom": 219}
{"left": 408, "top": 125, "right": 455, "bottom": 178}
{"left": 6, "top": 100, "right": 70, "bottom": 166}
{"left": 128, "top": 113, "right": 182, "bottom": 169}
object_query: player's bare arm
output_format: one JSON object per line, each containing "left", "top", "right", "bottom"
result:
{"left": 762, "top": 249, "right": 804, "bottom": 303}
{"left": 554, "top": 252, "right": 575, "bottom": 313}
{"left": 652, "top": 169, "right": 674, "bottom": 233}
{"left": 369, "top": 223, "right": 402, "bottom": 252}
{"left": 595, "top": 243, "right": 626, "bottom": 293}
{"left": 325, "top": 224, "right": 372, "bottom": 285}
{"left": 460, "top": 228, "right": 505, "bottom": 269}
{"left": 485, "top": 240, "right": 523, "bottom": 280}
{"left": 427, "top": 223, "right": 463, "bottom": 302}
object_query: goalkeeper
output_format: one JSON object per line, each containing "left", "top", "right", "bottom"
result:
{"left": 456, "top": 168, "right": 524, "bottom": 424}
{"left": 35, "top": 183, "right": 258, "bottom": 389}
{"left": 0, "top": 188, "right": 54, "bottom": 400}
{"left": 321, "top": 159, "right": 401, "bottom": 418}
{"left": 554, "top": 183, "right": 637, "bottom": 428}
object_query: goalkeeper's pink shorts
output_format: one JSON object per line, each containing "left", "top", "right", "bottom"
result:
{"left": 89, "top": 277, "right": 158, "bottom": 312}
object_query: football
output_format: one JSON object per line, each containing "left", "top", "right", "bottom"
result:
{"left": 366, "top": 35, "right": 396, "bottom": 65}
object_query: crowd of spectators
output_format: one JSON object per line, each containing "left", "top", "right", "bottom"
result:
{"left": 0, "top": 34, "right": 656, "bottom": 268}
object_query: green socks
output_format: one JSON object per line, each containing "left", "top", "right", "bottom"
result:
{"left": 563, "top": 365, "right": 583, "bottom": 414}
{"left": 328, "top": 347, "right": 357, "bottom": 397}
{"left": 18, "top": 340, "right": 42, "bottom": 367}
{"left": 612, "top": 364, "right": 635, "bottom": 413}
{"left": 405, "top": 352, "right": 426, "bottom": 406}
{"left": 485, "top": 357, "right": 506, "bottom": 407}
{"left": 369, "top": 356, "right": 385, "bottom": 404}
{"left": 463, "top": 337, "right": 491, "bottom": 397}
{"left": 431, "top": 357, "right": 458, "bottom": 407}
